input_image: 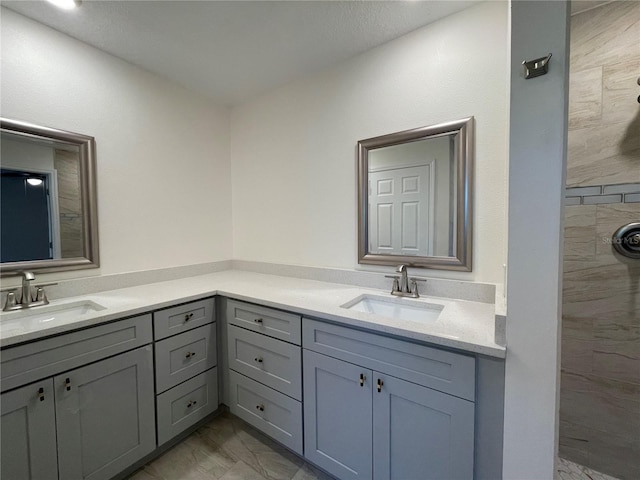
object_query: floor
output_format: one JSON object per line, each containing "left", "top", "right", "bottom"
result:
{"left": 556, "top": 458, "right": 621, "bottom": 480}
{"left": 130, "top": 412, "right": 623, "bottom": 480}
{"left": 128, "top": 412, "right": 333, "bottom": 480}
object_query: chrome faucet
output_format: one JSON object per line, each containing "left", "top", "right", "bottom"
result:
{"left": 385, "top": 265, "right": 426, "bottom": 298}
{"left": 2, "top": 272, "right": 56, "bottom": 312}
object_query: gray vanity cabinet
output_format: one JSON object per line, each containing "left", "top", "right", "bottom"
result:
{"left": 1, "top": 378, "right": 58, "bottom": 480}
{"left": 303, "top": 350, "right": 373, "bottom": 480}
{"left": 373, "top": 374, "right": 474, "bottom": 480}
{"left": 303, "top": 318, "right": 476, "bottom": 480}
{"left": 55, "top": 345, "right": 156, "bottom": 480}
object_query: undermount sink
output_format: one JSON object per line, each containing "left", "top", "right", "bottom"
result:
{"left": 341, "top": 294, "right": 443, "bottom": 322}
{"left": 0, "top": 299, "right": 106, "bottom": 325}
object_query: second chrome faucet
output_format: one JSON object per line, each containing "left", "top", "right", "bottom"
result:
{"left": 385, "top": 265, "right": 426, "bottom": 298}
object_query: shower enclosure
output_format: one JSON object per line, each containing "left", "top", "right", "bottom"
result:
{"left": 559, "top": 1, "right": 640, "bottom": 479}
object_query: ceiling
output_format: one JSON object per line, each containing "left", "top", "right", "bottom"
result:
{"left": 2, "top": 0, "right": 480, "bottom": 106}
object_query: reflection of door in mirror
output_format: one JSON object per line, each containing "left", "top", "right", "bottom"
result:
{"left": 369, "top": 165, "right": 433, "bottom": 256}
{"left": 367, "top": 136, "right": 453, "bottom": 258}
{"left": 1, "top": 133, "right": 83, "bottom": 263}
{"left": 1, "top": 169, "right": 53, "bottom": 261}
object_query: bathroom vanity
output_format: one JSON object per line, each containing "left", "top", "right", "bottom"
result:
{"left": 0, "top": 270, "right": 505, "bottom": 480}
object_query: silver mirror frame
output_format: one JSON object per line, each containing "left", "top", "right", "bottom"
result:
{"left": 1, "top": 118, "right": 100, "bottom": 276}
{"left": 357, "top": 117, "right": 473, "bottom": 271}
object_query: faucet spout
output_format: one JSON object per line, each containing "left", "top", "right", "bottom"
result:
{"left": 20, "top": 271, "right": 35, "bottom": 305}
{"left": 395, "top": 265, "right": 409, "bottom": 293}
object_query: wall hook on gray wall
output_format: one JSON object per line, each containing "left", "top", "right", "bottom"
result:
{"left": 522, "top": 53, "right": 552, "bottom": 79}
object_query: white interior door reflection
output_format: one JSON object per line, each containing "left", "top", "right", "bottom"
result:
{"left": 368, "top": 164, "right": 434, "bottom": 256}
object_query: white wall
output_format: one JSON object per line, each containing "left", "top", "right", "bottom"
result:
{"left": 1, "top": 8, "right": 232, "bottom": 279}
{"left": 230, "top": 1, "right": 509, "bottom": 283}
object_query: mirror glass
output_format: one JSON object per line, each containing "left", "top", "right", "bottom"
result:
{"left": 358, "top": 117, "right": 473, "bottom": 271}
{"left": 0, "top": 118, "right": 99, "bottom": 275}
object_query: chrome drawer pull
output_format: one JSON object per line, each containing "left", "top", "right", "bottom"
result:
{"left": 38, "top": 387, "right": 45, "bottom": 402}
{"left": 359, "top": 373, "right": 366, "bottom": 387}
{"left": 253, "top": 317, "right": 263, "bottom": 324}
{"left": 185, "top": 351, "right": 196, "bottom": 359}
{"left": 256, "top": 404, "right": 265, "bottom": 412}
{"left": 184, "top": 312, "right": 194, "bottom": 322}
{"left": 377, "top": 378, "right": 384, "bottom": 393}
{"left": 254, "top": 357, "right": 263, "bottom": 363}
{"left": 187, "top": 400, "right": 197, "bottom": 408}
{"left": 65, "top": 378, "right": 71, "bottom": 391}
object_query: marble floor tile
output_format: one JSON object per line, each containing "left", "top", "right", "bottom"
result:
{"left": 218, "top": 461, "right": 269, "bottom": 480}
{"left": 556, "top": 457, "right": 620, "bottom": 480}
{"left": 129, "top": 413, "right": 322, "bottom": 480}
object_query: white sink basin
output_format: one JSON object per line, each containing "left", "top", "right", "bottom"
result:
{"left": 0, "top": 300, "right": 106, "bottom": 325}
{"left": 341, "top": 294, "right": 443, "bottom": 322}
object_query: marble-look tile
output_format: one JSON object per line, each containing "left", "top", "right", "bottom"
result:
{"left": 133, "top": 442, "right": 223, "bottom": 480}
{"left": 567, "top": 122, "right": 640, "bottom": 187}
{"left": 561, "top": 309, "right": 594, "bottom": 341}
{"left": 586, "top": 433, "right": 640, "bottom": 480}
{"left": 556, "top": 457, "right": 621, "bottom": 480}
{"left": 290, "top": 463, "right": 335, "bottom": 480}
{"left": 129, "top": 413, "right": 328, "bottom": 480}
{"left": 564, "top": 205, "right": 597, "bottom": 260}
{"left": 571, "top": 1, "right": 640, "bottom": 71}
{"left": 569, "top": 66, "right": 603, "bottom": 130}
{"left": 219, "top": 461, "right": 269, "bottom": 480}
{"left": 602, "top": 60, "right": 640, "bottom": 127}
{"left": 195, "top": 413, "right": 303, "bottom": 480}
{"left": 558, "top": 420, "right": 591, "bottom": 467}
{"left": 560, "top": 372, "right": 640, "bottom": 441}
{"left": 561, "top": 335, "right": 594, "bottom": 374}
{"left": 595, "top": 203, "right": 640, "bottom": 258}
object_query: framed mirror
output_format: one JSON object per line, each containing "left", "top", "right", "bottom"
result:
{"left": 1, "top": 118, "right": 99, "bottom": 276}
{"left": 358, "top": 117, "right": 473, "bottom": 271}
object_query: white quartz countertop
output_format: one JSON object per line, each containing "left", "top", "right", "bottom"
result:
{"left": 0, "top": 270, "right": 506, "bottom": 357}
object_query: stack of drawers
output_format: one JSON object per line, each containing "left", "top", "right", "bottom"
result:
{"left": 226, "top": 299, "right": 303, "bottom": 454}
{"left": 153, "top": 298, "right": 218, "bottom": 445}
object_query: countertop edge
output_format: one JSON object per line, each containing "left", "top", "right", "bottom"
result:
{"left": 0, "top": 274, "right": 507, "bottom": 359}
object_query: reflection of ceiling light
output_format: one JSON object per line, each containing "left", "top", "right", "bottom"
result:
{"left": 27, "top": 178, "right": 43, "bottom": 186}
{"left": 46, "top": 0, "right": 81, "bottom": 10}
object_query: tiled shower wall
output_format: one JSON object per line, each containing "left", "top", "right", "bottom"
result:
{"left": 559, "top": 2, "right": 640, "bottom": 479}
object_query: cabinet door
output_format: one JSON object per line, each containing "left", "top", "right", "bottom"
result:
{"left": 1, "top": 379, "right": 58, "bottom": 480}
{"left": 373, "top": 373, "right": 475, "bottom": 480}
{"left": 303, "top": 350, "right": 373, "bottom": 480}
{"left": 55, "top": 346, "right": 155, "bottom": 480}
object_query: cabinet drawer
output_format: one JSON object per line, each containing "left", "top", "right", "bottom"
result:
{"left": 227, "top": 325, "right": 301, "bottom": 400}
{"left": 155, "top": 323, "right": 217, "bottom": 393}
{"left": 303, "top": 318, "right": 476, "bottom": 401}
{"left": 1, "top": 314, "right": 153, "bottom": 393}
{"left": 156, "top": 367, "right": 218, "bottom": 446}
{"left": 229, "top": 370, "right": 302, "bottom": 455}
{"left": 153, "top": 298, "right": 215, "bottom": 340}
{"left": 226, "top": 300, "right": 301, "bottom": 345}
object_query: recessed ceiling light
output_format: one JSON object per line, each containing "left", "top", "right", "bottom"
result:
{"left": 27, "top": 178, "right": 43, "bottom": 186}
{"left": 46, "top": 0, "right": 81, "bottom": 10}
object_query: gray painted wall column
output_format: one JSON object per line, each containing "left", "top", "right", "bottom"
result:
{"left": 505, "top": 1, "right": 570, "bottom": 477}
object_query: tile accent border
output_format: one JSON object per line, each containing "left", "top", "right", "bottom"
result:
{"left": 566, "top": 184, "right": 640, "bottom": 205}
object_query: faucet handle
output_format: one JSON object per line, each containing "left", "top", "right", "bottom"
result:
{"left": 409, "top": 277, "right": 427, "bottom": 282}
{"left": 384, "top": 275, "right": 400, "bottom": 279}
{"left": 4, "top": 292, "right": 17, "bottom": 310}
